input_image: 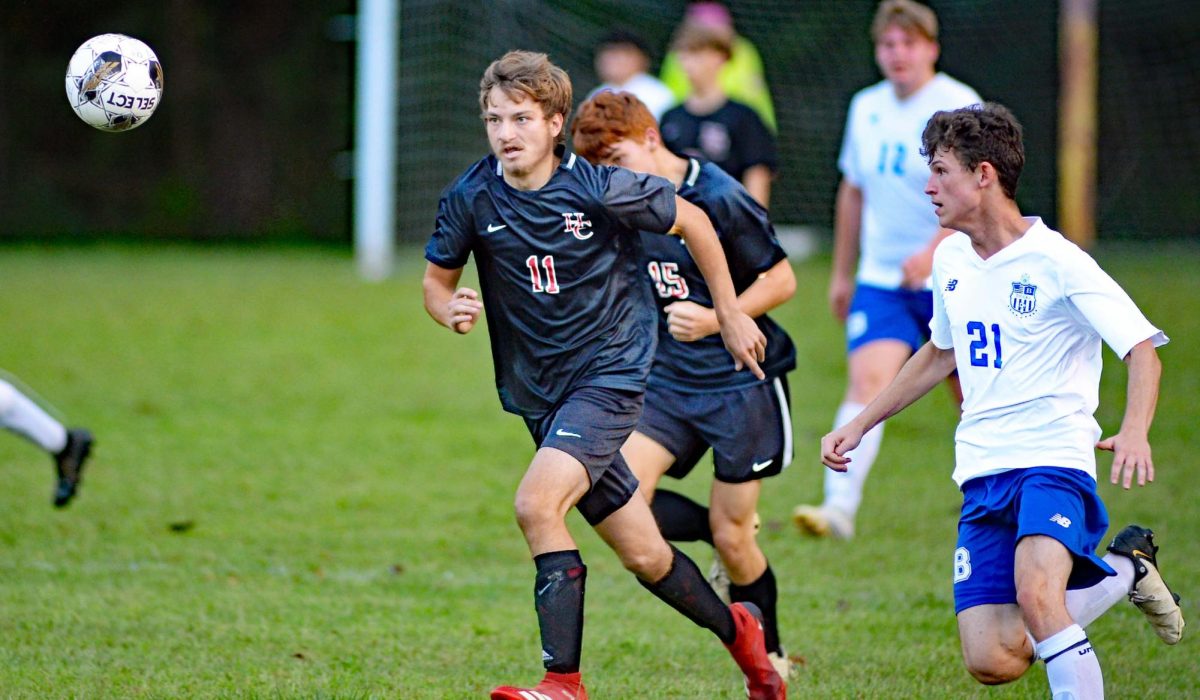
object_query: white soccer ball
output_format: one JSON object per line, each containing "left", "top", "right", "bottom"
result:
{"left": 65, "top": 34, "right": 163, "bottom": 132}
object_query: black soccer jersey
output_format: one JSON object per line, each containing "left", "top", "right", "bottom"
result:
{"left": 425, "top": 150, "right": 677, "bottom": 419}
{"left": 639, "top": 159, "right": 796, "bottom": 392}
{"left": 659, "top": 99, "right": 778, "bottom": 182}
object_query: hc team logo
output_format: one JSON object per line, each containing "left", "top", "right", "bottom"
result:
{"left": 1009, "top": 275, "right": 1038, "bottom": 317}
{"left": 562, "top": 212, "right": 593, "bottom": 240}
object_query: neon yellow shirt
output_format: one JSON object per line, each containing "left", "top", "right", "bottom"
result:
{"left": 660, "top": 35, "right": 776, "bottom": 132}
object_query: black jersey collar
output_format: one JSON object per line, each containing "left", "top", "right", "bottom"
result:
{"left": 492, "top": 145, "right": 576, "bottom": 178}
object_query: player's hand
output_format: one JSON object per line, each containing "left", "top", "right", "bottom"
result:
{"left": 900, "top": 248, "right": 934, "bottom": 289}
{"left": 829, "top": 274, "right": 854, "bottom": 322}
{"left": 717, "top": 310, "right": 767, "bottom": 380}
{"left": 1097, "top": 432, "right": 1155, "bottom": 489}
{"left": 664, "top": 301, "right": 719, "bottom": 342}
{"left": 447, "top": 287, "right": 483, "bottom": 334}
{"left": 820, "top": 426, "right": 863, "bottom": 472}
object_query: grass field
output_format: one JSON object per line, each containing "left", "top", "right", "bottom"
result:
{"left": 1, "top": 243, "right": 1196, "bottom": 699}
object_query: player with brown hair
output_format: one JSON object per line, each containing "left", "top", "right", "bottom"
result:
{"left": 424, "top": 50, "right": 784, "bottom": 700}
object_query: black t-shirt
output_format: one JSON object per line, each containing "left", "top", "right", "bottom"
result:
{"left": 639, "top": 159, "right": 795, "bottom": 391}
{"left": 659, "top": 99, "right": 778, "bottom": 182}
{"left": 425, "top": 151, "right": 677, "bottom": 419}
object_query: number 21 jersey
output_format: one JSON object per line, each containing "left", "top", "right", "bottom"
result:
{"left": 930, "top": 218, "right": 1166, "bottom": 486}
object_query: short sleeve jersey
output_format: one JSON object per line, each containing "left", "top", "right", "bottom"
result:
{"left": 929, "top": 219, "right": 1168, "bottom": 486}
{"left": 660, "top": 99, "right": 778, "bottom": 183}
{"left": 425, "top": 151, "right": 677, "bottom": 419}
{"left": 639, "top": 159, "right": 796, "bottom": 392}
{"left": 838, "top": 74, "right": 981, "bottom": 288}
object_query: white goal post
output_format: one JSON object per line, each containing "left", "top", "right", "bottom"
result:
{"left": 353, "top": 0, "right": 399, "bottom": 280}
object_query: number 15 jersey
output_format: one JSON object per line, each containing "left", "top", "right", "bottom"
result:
{"left": 930, "top": 218, "right": 1167, "bottom": 487}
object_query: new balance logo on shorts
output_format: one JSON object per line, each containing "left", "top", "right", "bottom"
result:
{"left": 1050, "top": 513, "right": 1072, "bottom": 528}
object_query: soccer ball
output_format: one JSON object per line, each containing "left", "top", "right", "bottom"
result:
{"left": 65, "top": 34, "right": 163, "bottom": 132}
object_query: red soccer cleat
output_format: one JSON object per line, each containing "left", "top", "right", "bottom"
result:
{"left": 724, "top": 602, "right": 786, "bottom": 699}
{"left": 490, "top": 671, "right": 588, "bottom": 700}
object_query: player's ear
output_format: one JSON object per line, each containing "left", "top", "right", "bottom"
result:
{"left": 977, "top": 161, "right": 996, "bottom": 189}
{"left": 548, "top": 112, "right": 564, "bottom": 138}
{"left": 645, "top": 128, "right": 663, "bottom": 149}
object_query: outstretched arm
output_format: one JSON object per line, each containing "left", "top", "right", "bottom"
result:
{"left": 422, "top": 262, "right": 482, "bottom": 334}
{"left": 822, "top": 342, "right": 956, "bottom": 470}
{"left": 1097, "top": 338, "right": 1161, "bottom": 488}
{"left": 671, "top": 196, "right": 767, "bottom": 379}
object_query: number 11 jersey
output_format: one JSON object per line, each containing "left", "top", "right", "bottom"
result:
{"left": 426, "top": 150, "right": 678, "bottom": 419}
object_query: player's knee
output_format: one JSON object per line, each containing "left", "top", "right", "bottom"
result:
{"left": 960, "top": 631, "right": 1032, "bottom": 686}
{"left": 848, "top": 371, "right": 891, "bottom": 403}
{"left": 962, "top": 648, "right": 1028, "bottom": 685}
{"left": 0, "top": 380, "right": 16, "bottom": 413}
{"left": 621, "top": 541, "right": 672, "bottom": 581}
{"left": 711, "top": 520, "right": 755, "bottom": 560}
{"left": 512, "top": 493, "right": 557, "bottom": 536}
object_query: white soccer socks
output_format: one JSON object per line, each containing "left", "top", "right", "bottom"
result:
{"left": 1036, "top": 624, "right": 1103, "bottom": 699}
{"left": 0, "top": 379, "right": 67, "bottom": 454}
{"left": 1066, "top": 554, "right": 1135, "bottom": 629}
{"left": 823, "top": 401, "right": 884, "bottom": 519}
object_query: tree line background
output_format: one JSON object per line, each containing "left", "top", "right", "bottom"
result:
{"left": 1, "top": 1, "right": 1196, "bottom": 244}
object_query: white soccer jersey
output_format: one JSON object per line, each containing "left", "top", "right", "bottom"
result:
{"left": 838, "top": 74, "right": 981, "bottom": 288}
{"left": 591, "top": 73, "right": 676, "bottom": 121}
{"left": 930, "top": 219, "right": 1167, "bottom": 486}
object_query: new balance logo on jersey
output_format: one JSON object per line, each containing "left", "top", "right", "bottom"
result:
{"left": 1050, "top": 513, "right": 1072, "bottom": 528}
{"left": 945, "top": 279, "right": 958, "bottom": 291}
{"left": 562, "top": 212, "right": 593, "bottom": 240}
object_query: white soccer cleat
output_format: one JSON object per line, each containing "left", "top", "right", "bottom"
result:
{"left": 768, "top": 650, "right": 796, "bottom": 682}
{"left": 1107, "top": 524, "right": 1185, "bottom": 645}
{"left": 791, "top": 504, "right": 854, "bottom": 540}
{"left": 708, "top": 556, "right": 732, "bottom": 605}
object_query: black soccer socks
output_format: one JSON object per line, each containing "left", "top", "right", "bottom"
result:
{"left": 730, "top": 565, "right": 781, "bottom": 655}
{"left": 533, "top": 549, "right": 587, "bottom": 674}
{"left": 651, "top": 489, "right": 714, "bottom": 544}
{"left": 640, "top": 545, "right": 736, "bottom": 644}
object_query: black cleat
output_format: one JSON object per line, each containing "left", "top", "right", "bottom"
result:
{"left": 1107, "top": 524, "right": 1185, "bottom": 644}
{"left": 53, "top": 428, "right": 93, "bottom": 508}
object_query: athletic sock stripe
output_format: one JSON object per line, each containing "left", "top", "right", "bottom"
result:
{"left": 1041, "top": 638, "right": 1091, "bottom": 664}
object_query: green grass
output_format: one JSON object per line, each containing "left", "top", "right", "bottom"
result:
{"left": 0, "top": 243, "right": 1196, "bottom": 698}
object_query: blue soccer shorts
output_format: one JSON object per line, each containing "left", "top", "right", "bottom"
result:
{"left": 635, "top": 376, "right": 792, "bottom": 484}
{"left": 953, "top": 466, "right": 1116, "bottom": 614}
{"left": 845, "top": 283, "right": 933, "bottom": 353}
{"left": 524, "top": 385, "right": 644, "bottom": 526}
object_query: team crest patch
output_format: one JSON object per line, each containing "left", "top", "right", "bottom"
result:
{"left": 562, "top": 212, "right": 593, "bottom": 240}
{"left": 1009, "top": 274, "right": 1038, "bottom": 317}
